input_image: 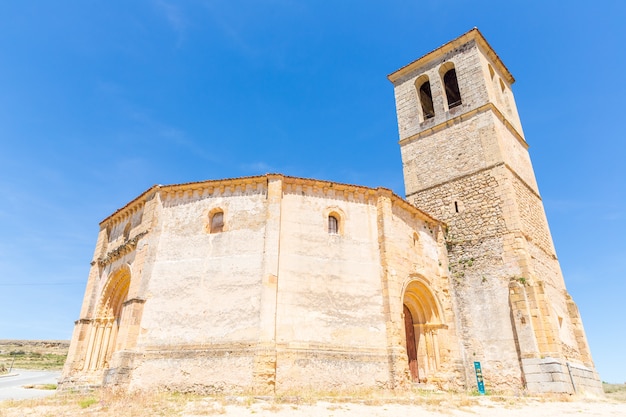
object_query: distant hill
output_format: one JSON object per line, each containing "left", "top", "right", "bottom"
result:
{"left": 0, "top": 339, "right": 69, "bottom": 371}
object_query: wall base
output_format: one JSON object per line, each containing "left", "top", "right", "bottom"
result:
{"left": 522, "top": 357, "right": 603, "bottom": 395}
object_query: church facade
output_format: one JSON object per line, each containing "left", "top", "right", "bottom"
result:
{"left": 60, "top": 29, "right": 602, "bottom": 394}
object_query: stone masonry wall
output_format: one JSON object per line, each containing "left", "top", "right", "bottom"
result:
{"left": 274, "top": 188, "right": 392, "bottom": 391}
{"left": 138, "top": 187, "right": 268, "bottom": 346}
{"left": 272, "top": 183, "right": 454, "bottom": 391}
{"left": 511, "top": 174, "right": 553, "bottom": 256}
{"left": 386, "top": 201, "right": 463, "bottom": 389}
{"left": 495, "top": 118, "right": 537, "bottom": 193}
{"left": 410, "top": 169, "right": 527, "bottom": 391}
{"left": 393, "top": 40, "right": 489, "bottom": 141}
{"left": 275, "top": 189, "right": 385, "bottom": 348}
{"left": 391, "top": 29, "right": 602, "bottom": 394}
{"left": 120, "top": 183, "right": 270, "bottom": 392}
{"left": 476, "top": 49, "right": 523, "bottom": 136}
{"left": 68, "top": 176, "right": 458, "bottom": 394}
{"left": 411, "top": 169, "right": 506, "bottom": 243}
{"left": 401, "top": 112, "right": 495, "bottom": 194}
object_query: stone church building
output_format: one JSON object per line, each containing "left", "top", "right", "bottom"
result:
{"left": 60, "top": 29, "right": 602, "bottom": 394}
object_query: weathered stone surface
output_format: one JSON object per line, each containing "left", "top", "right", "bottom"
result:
{"left": 60, "top": 175, "right": 454, "bottom": 393}
{"left": 391, "top": 28, "right": 600, "bottom": 394}
{"left": 60, "top": 29, "right": 601, "bottom": 396}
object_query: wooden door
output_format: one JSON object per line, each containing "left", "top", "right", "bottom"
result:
{"left": 404, "top": 304, "right": 419, "bottom": 382}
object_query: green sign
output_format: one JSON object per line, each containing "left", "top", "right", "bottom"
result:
{"left": 474, "top": 361, "right": 485, "bottom": 395}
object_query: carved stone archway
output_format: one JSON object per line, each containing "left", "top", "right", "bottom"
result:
{"left": 402, "top": 278, "right": 446, "bottom": 383}
{"left": 83, "top": 266, "right": 131, "bottom": 371}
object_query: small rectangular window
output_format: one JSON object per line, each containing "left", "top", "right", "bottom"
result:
{"left": 211, "top": 212, "right": 224, "bottom": 233}
{"left": 328, "top": 215, "right": 339, "bottom": 234}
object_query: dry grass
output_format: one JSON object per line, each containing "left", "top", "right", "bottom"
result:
{"left": 604, "top": 383, "right": 626, "bottom": 402}
{"left": 0, "top": 387, "right": 475, "bottom": 417}
{"left": 22, "top": 384, "right": 57, "bottom": 391}
{"left": 260, "top": 402, "right": 282, "bottom": 413}
{"left": 272, "top": 385, "right": 485, "bottom": 412}
{"left": 0, "top": 389, "right": 269, "bottom": 417}
{"left": 0, "top": 340, "right": 68, "bottom": 372}
{"left": 1, "top": 385, "right": 623, "bottom": 417}
{"left": 0, "top": 388, "right": 191, "bottom": 417}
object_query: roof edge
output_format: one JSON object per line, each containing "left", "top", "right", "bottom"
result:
{"left": 99, "top": 173, "right": 444, "bottom": 227}
{"left": 387, "top": 28, "right": 515, "bottom": 85}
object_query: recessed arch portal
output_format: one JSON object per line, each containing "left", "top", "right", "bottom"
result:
{"left": 402, "top": 278, "right": 446, "bottom": 383}
{"left": 83, "top": 266, "right": 131, "bottom": 371}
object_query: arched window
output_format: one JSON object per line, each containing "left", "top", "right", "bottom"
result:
{"left": 403, "top": 279, "right": 446, "bottom": 383}
{"left": 123, "top": 222, "right": 131, "bottom": 240}
{"left": 443, "top": 67, "right": 462, "bottom": 109}
{"left": 328, "top": 215, "right": 339, "bottom": 235}
{"left": 416, "top": 77, "right": 435, "bottom": 120}
{"left": 210, "top": 211, "right": 224, "bottom": 233}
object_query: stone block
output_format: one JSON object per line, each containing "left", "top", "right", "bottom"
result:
{"left": 526, "top": 380, "right": 573, "bottom": 394}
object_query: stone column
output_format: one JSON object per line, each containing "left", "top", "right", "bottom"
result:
{"left": 252, "top": 175, "right": 283, "bottom": 394}
{"left": 376, "top": 189, "right": 407, "bottom": 389}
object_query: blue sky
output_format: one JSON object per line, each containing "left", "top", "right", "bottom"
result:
{"left": 0, "top": 1, "right": 624, "bottom": 383}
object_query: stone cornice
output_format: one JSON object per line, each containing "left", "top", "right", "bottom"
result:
{"left": 101, "top": 176, "right": 269, "bottom": 227}
{"left": 279, "top": 175, "right": 442, "bottom": 226}
{"left": 281, "top": 174, "right": 384, "bottom": 197}
{"left": 123, "top": 297, "right": 146, "bottom": 306}
{"left": 96, "top": 231, "right": 148, "bottom": 266}
{"left": 162, "top": 175, "right": 269, "bottom": 198}
{"left": 398, "top": 102, "right": 528, "bottom": 150}
{"left": 101, "top": 174, "right": 445, "bottom": 233}
{"left": 386, "top": 189, "right": 442, "bottom": 227}
{"left": 388, "top": 28, "right": 514, "bottom": 85}
{"left": 406, "top": 161, "right": 541, "bottom": 202}
{"left": 100, "top": 186, "right": 158, "bottom": 227}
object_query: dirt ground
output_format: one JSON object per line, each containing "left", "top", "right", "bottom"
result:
{"left": 1, "top": 389, "right": 625, "bottom": 417}
{"left": 1, "top": 341, "right": 624, "bottom": 416}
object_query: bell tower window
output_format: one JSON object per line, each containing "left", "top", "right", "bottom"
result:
{"left": 442, "top": 67, "right": 462, "bottom": 109}
{"left": 416, "top": 76, "right": 435, "bottom": 120}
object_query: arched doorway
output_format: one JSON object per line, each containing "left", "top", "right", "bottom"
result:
{"left": 402, "top": 279, "right": 445, "bottom": 383}
{"left": 83, "top": 267, "right": 130, "bottom": 371}
{"left": 403, "top": 304, "right": 419, "bottom": 381}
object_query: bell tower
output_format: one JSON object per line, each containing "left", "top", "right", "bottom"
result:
{"left": 388, "top": 29, "right": 601, "bottom": 394}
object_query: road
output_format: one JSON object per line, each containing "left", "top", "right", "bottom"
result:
{"left": 0, "top": 369, "right": 61, "bottom": 401}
